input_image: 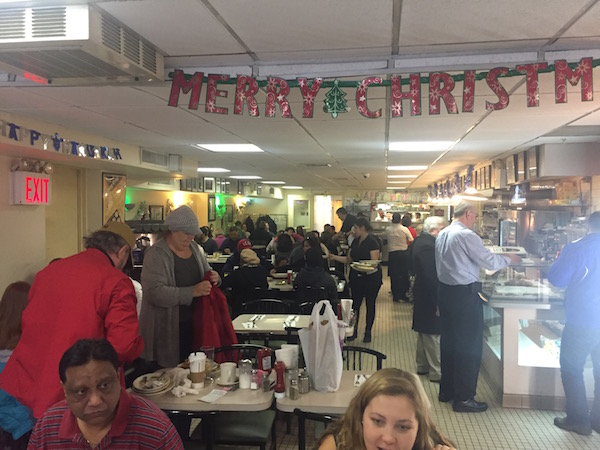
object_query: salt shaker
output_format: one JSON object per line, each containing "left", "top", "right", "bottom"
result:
{"left": 250, "top": 369, "right": 259, "bottom": 390}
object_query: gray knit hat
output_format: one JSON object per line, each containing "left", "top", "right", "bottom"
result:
{"left": 165, "top": 205, "right": 202, "bottom": 235}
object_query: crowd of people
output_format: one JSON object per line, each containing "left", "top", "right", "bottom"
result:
{"left": 1, "top": 201, "right": 598, "bottom": 447}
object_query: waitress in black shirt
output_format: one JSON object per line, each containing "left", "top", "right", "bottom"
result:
{"left": 329, "top": 217, "right": 382, "bottom": 343}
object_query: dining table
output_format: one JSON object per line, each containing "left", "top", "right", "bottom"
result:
{"left": 232, "top": 313, "right": 354, "bottom": 339}
{"left": 276, "top": 370, "right": 372, "bottom": 450}
{"left": 144, "top": 376, "right": 274, "bottom": 449}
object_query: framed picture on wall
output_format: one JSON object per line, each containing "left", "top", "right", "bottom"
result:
{"left": 149, "top": 205, "right": 164, "bottom": 221}
{"left": 102, "top": 173, "right": 126, "bottom": 224}
{"left": 204, "top": 177, "right": 215, "bottom": 193}
{"left": 208, "top": 196, "right": 216, "bottom": 221}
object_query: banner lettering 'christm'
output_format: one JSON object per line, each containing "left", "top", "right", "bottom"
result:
{"left": 168, "top": 57, "right": 595, "bottom": 118}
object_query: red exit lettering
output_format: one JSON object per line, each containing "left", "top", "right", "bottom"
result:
{"left": 25, "top": 176, "right": 49, "bottom": 204}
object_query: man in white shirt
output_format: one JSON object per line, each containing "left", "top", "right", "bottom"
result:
{"left": 435, "top": 201, "right": 520, "bottom": 413}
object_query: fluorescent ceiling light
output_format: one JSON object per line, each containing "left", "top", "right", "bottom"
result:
{"left": 387, "top": 174, "right": 418, "bottom": 179}
{"left": 387, "top": 180, "right": 411, "bottom": 184}
{"left": 282, "top": 186, "right": 303, "bottom": 189}
{"left": 386, "top": 186, "right": 407, "bottom": 190}
{"left": 230, "top": 175, "right": 262, "bottom": 179}
{"left": 197, "top": 167, "right": 230, "bottom": 172}
{"left": 389, "top": 141, "right": 454, "bottom": 152}
{"left": 195, "top": 144, "right": 264, "bottom": 153}
{"left": 261, "top": 181, "right": 285, "bottom": 184}
{"left": 387, "top": 165, "right": 428, "bottom": 170}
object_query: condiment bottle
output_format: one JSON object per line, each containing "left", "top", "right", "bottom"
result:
{"left": 274, "top": 360, "right": 286, "bottom": 399}
{"left": 250, "top": 369, "right": 259, "bottom": 390}
{"left": 289, "top": 378, "right": 299, "bottom": 400}
{"left": 286, "top": 270, "right": 293, "bottom": 284}
{"left": 262, "top": 372, "right": 271, "bottom": 392}
{"left": 257, "top": 348, "right": 273, "bottom": 374}
{"left": 298, "top": 371, "right": 310, "bottom": 394}
{"left": 238, "top": 359, "right": 252, "bottom": 389}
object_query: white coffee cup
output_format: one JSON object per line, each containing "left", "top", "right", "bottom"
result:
{"left": 220, "top": 362, "right": 237, "bottom": 384}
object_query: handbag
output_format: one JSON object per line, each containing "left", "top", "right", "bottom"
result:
{"left": 298, "top": 300, "right": 343, "bottom": 392}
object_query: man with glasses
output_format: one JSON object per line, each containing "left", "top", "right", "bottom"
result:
{"left": 435, "top": 201, "right": 520, "bottom": 413}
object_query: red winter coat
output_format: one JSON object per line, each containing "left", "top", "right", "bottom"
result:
{"left": 193, "top": 274, "right": 237, "bottom": 362}
{"left": 0, "top": 248, "right": 144, "bottom": 418}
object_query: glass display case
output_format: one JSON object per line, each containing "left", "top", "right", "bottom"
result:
{"left": 479, "top": 259, "right": 594, "bottom": 410}
{"left": 481, "top": 259, "right": 563, "bottom": 305}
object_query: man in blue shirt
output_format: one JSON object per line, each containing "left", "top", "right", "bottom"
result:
{"left": 435, "top": 201, "right": 520, "bottom": 413}
{"left": 549, "top": 211, "right": 600, "bottom": 436}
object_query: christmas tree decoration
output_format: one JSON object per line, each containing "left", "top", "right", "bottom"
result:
{"left": 323, "top": 79, "right": 348, "bottom": 118}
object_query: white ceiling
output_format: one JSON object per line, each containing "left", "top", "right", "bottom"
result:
{"left": 2, "top": 0, "right": 600, "bottom": 191}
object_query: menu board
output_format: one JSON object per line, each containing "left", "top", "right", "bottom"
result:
{"left": 528, "top": 147, "right": 539, "bottom": 179}
{"left": 516, "top": 152, "right": 526, "bottom": 182}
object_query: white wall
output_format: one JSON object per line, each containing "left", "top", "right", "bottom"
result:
{"left": 0, "top": 155, "right": 46, "bottom": 288}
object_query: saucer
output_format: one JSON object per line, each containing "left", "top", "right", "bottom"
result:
{"left": 216, "top": 377, "right": 239, "bottom": 386}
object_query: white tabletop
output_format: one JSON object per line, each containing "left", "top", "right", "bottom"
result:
{"left": 268, "top": 278, "right": 346, "bottom": 293}
{"left": 233, "top": 314, "right": 310, "bottom": 334}
{"left": 232, "top": 313, "right": 354, "bottom": 337}
{"left": 276, "top": 370, "right": 367, "bottom": 414}
{"left": 206, "top": 255, "right": 230, "bottom": 264}
{"left": 146, "top": 382, "right": 274, "bottom": 413}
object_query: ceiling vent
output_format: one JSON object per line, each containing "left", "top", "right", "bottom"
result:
{"left": 141, "top": 149, "right": 169, "bottom": 167}
{"left": 0, "top": 4, "right": 164, "bottom": 81}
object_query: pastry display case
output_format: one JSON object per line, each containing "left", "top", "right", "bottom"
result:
{"left": 479, "top": 258, "right": 595, "bottom": 410}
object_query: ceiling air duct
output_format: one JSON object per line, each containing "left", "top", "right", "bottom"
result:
{"left": 0, "top": 4, "right": 164, "bottom": 81}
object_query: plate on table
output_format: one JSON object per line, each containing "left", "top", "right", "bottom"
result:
{"left": 132, "top": 373, "right": 172, "bottom": 394}
{"left": 216, "top": 377, "right": 239, "bottom": 387}
{"left": 272, "top": 273, "right": 287, "bottom": 279}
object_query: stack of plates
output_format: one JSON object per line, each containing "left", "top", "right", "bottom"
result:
{"left": 351, "top": 260, "right": 380, "bottom": 272}
{"left": 132, "top": 373, "right": 172, "bottom": 396}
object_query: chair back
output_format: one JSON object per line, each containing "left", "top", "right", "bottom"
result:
{"left": 242, "top": 298, "right": 289, "bottom": 313}
{"left": 341, "top": 345, "right": 387, "bottom": 371}
{"left": 214, "top": 343, "right": 267, "bottom": 365}
{"left": 295, "top": 285, "right": 327, "bottom": 303}
{"left": 293, "top": 408, "right": 336, "bottom": 450}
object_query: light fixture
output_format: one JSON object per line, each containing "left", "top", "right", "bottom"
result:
{"left": 261, "top": 181, "right": 285, "bottom": 184}
{"left": 230, "top": 175, "right": 262, "bottom": 179}
{"left": 389, "top": 141, "right": 454, "bottom": 152}
{"left": 387, "top": 180, "right": 411, "bottom": 184}
{"left": 195, "top": 144, "right": 264, "bottom": 152}
{"left": 197, "top": 167, "right": 230, "bottom": 172}
{"left": 510, "top": 185, "right": 527, "bottom": 205}
{"left": 387, "top": 174, "right": 418, "bottom": 179}
{"left": 387, "top": 165, "right": 428, "bottom": 170}
{"left": 282, "top": 186, "right": 303, "bottom": 189}
{"left": 386, "top": 186, "right": 407, "bottom": 190}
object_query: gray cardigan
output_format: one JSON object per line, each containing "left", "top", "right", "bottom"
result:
{"left": 139, "top": 237, "right": 220, "bottom": 368}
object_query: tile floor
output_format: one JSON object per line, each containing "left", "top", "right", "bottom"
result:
{"left": 192, "top": 277, "right": 600, "bottom": 449}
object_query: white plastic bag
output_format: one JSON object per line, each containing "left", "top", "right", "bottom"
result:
{"left": 298, "top": 300, "right": 343, "bottom": 392}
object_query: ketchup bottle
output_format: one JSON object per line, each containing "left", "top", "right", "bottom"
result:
{"left": 274, "top": 360, "right": 286, "bottom": 399}
{"left": 257, "top": 348, "right": 273, "bottom": 374}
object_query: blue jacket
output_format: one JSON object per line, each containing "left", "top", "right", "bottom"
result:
{"left": 548, "top": 232, "right": 600, "bottom": 329}
{"left": 0, "top": 355, "right": 35, "bottom": 440}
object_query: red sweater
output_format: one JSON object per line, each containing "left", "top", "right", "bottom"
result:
{"left": 0, "top": 248, "right": 143, "bottom": 418}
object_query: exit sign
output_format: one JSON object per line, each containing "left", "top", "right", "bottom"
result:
{"left": 10, "top": 172, "right": 52, "bottom": 205}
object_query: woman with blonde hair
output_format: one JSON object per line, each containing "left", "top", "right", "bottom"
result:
{"left": 318, "top": 368, "right": 456, "bottom": 450}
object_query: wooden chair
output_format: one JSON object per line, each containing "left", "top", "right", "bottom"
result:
{"left": 293, "top": 408, "right": 335, "bottom": 450}
{"left": 190, "top": 343, "right": 277, "bottom": 450}
{"left": 341, "top": 345, "right": 387, "bottom": 371}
